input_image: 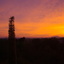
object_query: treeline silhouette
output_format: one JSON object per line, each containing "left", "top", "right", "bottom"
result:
{"left": 0, "top": 37, "right": 64, "bottom": 64}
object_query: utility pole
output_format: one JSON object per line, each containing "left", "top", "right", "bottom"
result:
{"left": 8, "top": 16, "right": 17, "bottom": 64}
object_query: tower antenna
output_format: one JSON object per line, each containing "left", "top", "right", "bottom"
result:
{"left": 8, "top": 16, "right": 17, "bottom": 64}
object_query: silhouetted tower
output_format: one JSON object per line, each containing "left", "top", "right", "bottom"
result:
{"left": 9, "top": 16, "right": 15, "bottom": 39}
{"left": 8, "top": 16, "right": 17, "bottom": 64}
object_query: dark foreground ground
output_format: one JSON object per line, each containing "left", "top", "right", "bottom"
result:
{"left": 0, "top": 37, "right": 64, "bottom": 64}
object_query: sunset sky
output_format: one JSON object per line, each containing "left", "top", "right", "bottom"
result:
{"left": 0, "top": 0, "right": 64, "bottom": 38}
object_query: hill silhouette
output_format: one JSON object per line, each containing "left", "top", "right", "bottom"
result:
{"left": 0, "top": 37, "right": 64, "bottom": 64}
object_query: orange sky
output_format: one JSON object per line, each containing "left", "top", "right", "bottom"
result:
{"left": 0, "top": 0, "right": 64, "bottom": 38}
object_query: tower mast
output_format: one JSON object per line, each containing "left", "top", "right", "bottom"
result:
{"left": 8, "top": 16, "right": 17, "bottom": 64}
{"left": 9, "top": 16, "right": 15, "bottom": 39}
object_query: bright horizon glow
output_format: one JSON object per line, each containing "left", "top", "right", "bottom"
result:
{"left": 0, "top": 0, "right": 64, "bottom": 38}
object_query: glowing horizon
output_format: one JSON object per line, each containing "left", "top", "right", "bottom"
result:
{"left": 0, "top": 0, "right": 64, "bottom": 38}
